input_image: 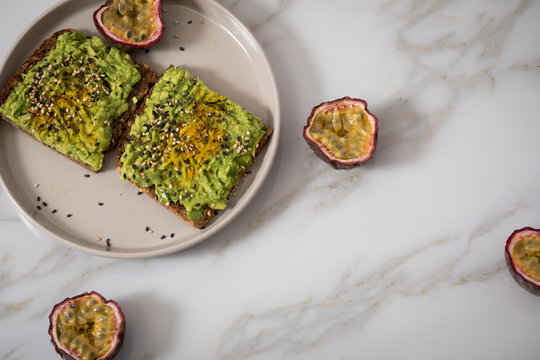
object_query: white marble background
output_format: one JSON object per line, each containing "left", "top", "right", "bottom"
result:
{"left": 1, "top": 0, "right": 540, "bottom": 359}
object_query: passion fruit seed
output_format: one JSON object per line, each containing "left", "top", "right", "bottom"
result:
{"left": 505, "top": 227, "right": 540, "bottom": 296}
{"left": 511, "top": 235, "right": 540, "bottom": 279}
{"left": 101, "top": 0, "right": 155, "bottom": 42}
{"left": 309, "top": 106, "right": 374, "bottom": 160}
{"left": 54, "top": 295, "right": 116, "bottom": 360}
{"left": 94, "top": 0, "right": 164, "bottom": 48}
{"left": 303, "top": 97, "right": 378, "bottom": 169}
{"left": 49, "top": 292, "right": 125, "bottom": 360}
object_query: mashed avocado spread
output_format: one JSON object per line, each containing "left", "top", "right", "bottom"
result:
{"left": 0, "top": 31, "right": 140, "bottom": 171}
{"left": 120, "top": 67, "right": 267, "bottom": 221}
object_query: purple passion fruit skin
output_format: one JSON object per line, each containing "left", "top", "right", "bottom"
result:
{"left": 303, "top": 97, "right": 378, "bottom": 170}
{"left": 94, "top": 0, "right": 165, "bottom": 49}
{"left": 505, "top": 227, "right": 540, "bottom": 296}
{"left": 48, "top": 291, "right": 125, "bottom": 360}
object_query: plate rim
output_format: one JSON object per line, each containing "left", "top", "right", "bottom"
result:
{"left": 0, "top": 0, "right": 280, "bottom": 258}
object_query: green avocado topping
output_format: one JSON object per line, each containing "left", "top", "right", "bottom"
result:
{"left": 120, "top": 66, "right": 267, "bottom": 221}
{"left": 0, "top": 31, "right": 141, "bottom": 171}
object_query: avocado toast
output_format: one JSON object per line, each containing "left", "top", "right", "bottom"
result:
{"left": 0, "top": 29, "right": 157, "bottom": 172}
{"left": 117, "top": 66, "right": 272, "bottom": 228}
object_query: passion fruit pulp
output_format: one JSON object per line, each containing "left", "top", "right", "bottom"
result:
{"left": 48, "top": 291, "right": 125, "bottom": 360}
{"left": 505, "top": 227, "right": 540, "bottom": 295}
{"left": 303, "top": 97, "right": 378, "bottom": 169}
{"left": 94, "top": 0, "right": 165, "bottom": 48}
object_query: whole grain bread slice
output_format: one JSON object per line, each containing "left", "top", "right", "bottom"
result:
{"left": 115, "top": 73, "right": 273, "bottom": 229}
{"left": 0, "top": 29, "right": 157, "bottom": 172}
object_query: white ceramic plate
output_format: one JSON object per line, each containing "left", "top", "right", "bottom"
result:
{"left": 0, "top": 0, "right": 279, "bottom": 258}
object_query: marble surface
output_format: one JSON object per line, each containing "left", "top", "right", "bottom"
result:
{"left": 1, "top": 0, "right": 540, "bottom": 359}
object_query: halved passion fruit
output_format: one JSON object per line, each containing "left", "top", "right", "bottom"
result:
{"left": 303, "top": 97, "right": 378, "bottom": 169}
{"left": 48, "top": 291, "right": 125, "bottom": 360}
{"left": 505, "top": 227, "right": 540, "bottom": 295}
{"left": 94, "top": 0, "right": 165, "bottom": 48}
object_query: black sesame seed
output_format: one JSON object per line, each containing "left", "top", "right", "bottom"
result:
{"left": 98, "top": 202, "right": 104, "bottom": 206}
{"left": 52, "top": 209, "right": 57, "bottom": 214}
{"left": 201, "top": 226, "right": 206, "bottom": 230}
{"left": 84, "top": 174, "right": 90, "bottom": 178}
{"left": 37, "top": 196, "right": 41, "bottom": 202}
{"left": 42, "top": 202, "right": 48, "bottom": 207}
{"left": 37, "top": 205, "right": 41, "bottom": 210}
{"left": 160, "top": 235, "right": 166, "bottom": 239}
{"left": 67, "top": 214, "right": 72, "bottom": 218}
{"left": 106, "top": 238, "right": 111, "bottom": 248}
{"left": 170, "top": 233, "right": 175, "bottom": 238}
{"left": 179, "top": 47, "right": 185, "bottom": 51}
{"left": 188, "top": 20, "right": 192, "bottom": 24}
{"left": 145, "top": 226, "right": 150, "bottom": 231}
{"left": 137, "top": 191, "right": 143, "bottom": 195}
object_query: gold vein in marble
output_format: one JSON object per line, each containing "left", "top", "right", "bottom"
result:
{"left": 0, "top": 244, "right": 123, "bottom": 320}
{"left": 0, "top": 298, "right": 32, "bottom": 313}
{"left": 381, "top": 0, "right": 534, "bottom": 139}
{"left": 216, "top": 167, "right": 364, "bottom": 255}
{"left": 216, "top": 203, "right": 528, "bottom": 359}
{"left": 1, "top": 348, "right": 19, "bottom": 360}
{"left": 0, "top": 245, "right": 65, "bottom": 292}
{"left": 0, "top": 218, "right": 20, "bottom": 222}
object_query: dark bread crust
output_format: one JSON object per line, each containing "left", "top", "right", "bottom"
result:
{"left": 115, "top": 78, "right": 273, "bottom": 229}
{"left": 0, "top": 29, "right": 157, "bottom": 172}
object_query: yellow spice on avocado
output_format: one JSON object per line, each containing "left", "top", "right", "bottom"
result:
{"left": 0, "top": 31, "right": 141, "bottom": 171}
{"left": 120, "top": 66, "right": 267, "bottom": 221}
